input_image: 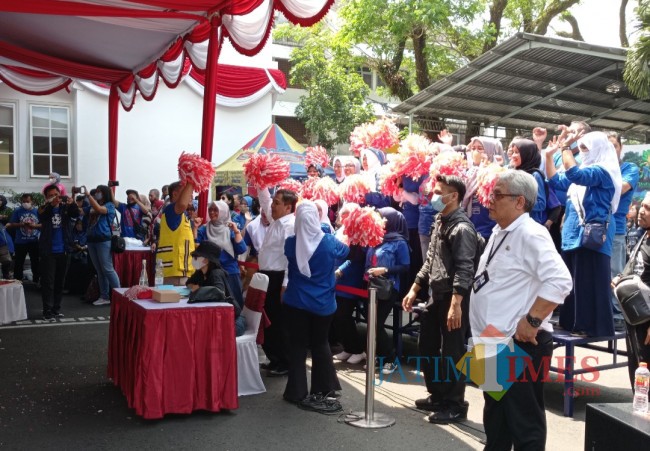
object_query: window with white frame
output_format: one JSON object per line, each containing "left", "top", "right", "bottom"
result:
{"left": 30, "top": 105, "right": 70, "bottom": 177}
{"left": 0, "top": 103, "right": 15, "bottom": 176}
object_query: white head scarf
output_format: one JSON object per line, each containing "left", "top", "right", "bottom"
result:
{"left": 568, "top": 131, "right": 623, "bottom": 213}
{"left": 295, "top": 201, "right": 325, "bottom": 277}
{"left": 206, "top": 200, "right": 234, "bottom": 257}
{"left": 313, "top": 199, "right": 332, "bottom": 232}
{"left": 333, "top": 157, "right": 346, "bottom": 183}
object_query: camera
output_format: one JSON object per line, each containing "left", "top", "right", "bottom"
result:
{"left": 76, "top": 195, "right": 85, "bottom": 202}
{"left": 108, "top": 180, "right": 119, "bottom": 187}
{"left": 72, "top": 185, "right": 86, "bottom": 195}
{"left": 60, "top": 195, "right": 69, "bottom": 203}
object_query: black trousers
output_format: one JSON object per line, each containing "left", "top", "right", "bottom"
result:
{"left": 625, "top": 319, "right": 650, "bottom": 388}
{"left": 40, "top": 252, "right": 67, "bottom": 315}
{"left": 260, "top": 270, "right": 288, "bottom": 368}
{"left": 483, "top": 330, "right": 553, "bottom": 451}
{"left": 418, "top": 294, "right": 469, "bottom": 407}
{"left": 375, "top": 289, "right": 397, "bottom": 362}
{"left": 283, "top": 304, "right": 341, "bottom": 402}
{"left": 14, "top": 242, "right": 40, "bottom": 282}
{"left": 333, "top": 295, "right": 364, "bottom": 354}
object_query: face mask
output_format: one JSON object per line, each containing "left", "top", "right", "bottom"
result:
{"left": 22, "top": 202, "right": 32, "bottom": 210}
{"left": 430, "top": 194, "right": 446, "bottom": 212}
{"left": 94, "top": 193, "right": 103, "bottom": 201}
{"left": 192, "top": 257, "right": 207, "bottom": 270}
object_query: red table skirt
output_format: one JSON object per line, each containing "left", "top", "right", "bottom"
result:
{"left": 112, "top": 250, "right": 155, "bottom": 288}
{"left": 107, "top": 290, "right": 239, "bottom": 419}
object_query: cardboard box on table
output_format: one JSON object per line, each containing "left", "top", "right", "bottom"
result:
{"left": 151, "top": 289, "right": 181, "bottom": 303}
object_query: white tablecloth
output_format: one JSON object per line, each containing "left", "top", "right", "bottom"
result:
{"left": 114, "top": 288, "right": 232, "bottom": 310}
{"left": 0, "top": 282, "right": 27, "bottom": 325}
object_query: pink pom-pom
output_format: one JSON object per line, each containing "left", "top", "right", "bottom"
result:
{"left": 305, "top": 145, "right": 329, "bottom": 169}
{"left": 339, "top": 174, "right": 371, "bottom": 204}
{"left": 177, "top": 152, "right": 216, "bottom": 191}
{"left": 276, "top": 178, "right": 302, "bottom": 194}
{"left": 398, "top": 134, "right": 438, "bottom": 179}
{"left": 377, "top": 163, "right": 402, "bottom": 197}
{"left": 301, "top": 177, "right": 319, "bottom": 200}
{"left": 476, "top": 164, "right": 507, "bottom": 207}
{"left": 429, "top": 152, "right": 467, "bottom": 180}
{"left": 370, "top": 118, "right": 400, "bottom": 151}
{"left": 312, "top": 177, "right": 340, "bottom": 206}
{"left": 342, "top": 206, "right": 386, "bottom": 247}
{"left": 243, "top": 152, "right": 291, "bottom": 189}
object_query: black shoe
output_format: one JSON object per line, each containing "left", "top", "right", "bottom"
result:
{"left": 298, "top": 393, "right": 342, "bottom": 414}
{"left": 613, "top": 319, "right": 626, "bottom": 332}
{"left": 426, "top": 403, "right": 468, "bottom": 424}
{"left": 415, "top": 396, "right": 445, "bottom": 412}
{"left": 267, "top": 367, "right": 289, "bottom": 377}
{"left": 42, "top": 314, "right": 55, "bottom": 322}
{"left": 54, "top": 312, "right": 64, "bottom": 318}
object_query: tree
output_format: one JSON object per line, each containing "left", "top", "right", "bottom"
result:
{"left": 274, "top": 24, "right": 375, "bottom": 150}
{"left": 624, "top": 0, "right": 650, "bottom": 99}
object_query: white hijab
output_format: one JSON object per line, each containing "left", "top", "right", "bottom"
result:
{"left": 295, "top": 201, "right": 324, "bottom": 277}
{"left": 567, "top": 131, "right": 623, "bottom": 213}
{"left": 333, "top": 157, "right": 346, "bottom": 183}
{"left": 314, "top": 199, "right": 332, "bottom": 232}
{"left": 206, "top": 200, "right": 234, "bottom": 257}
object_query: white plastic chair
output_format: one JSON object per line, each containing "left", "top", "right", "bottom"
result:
{"left": 236, "top": 273, "right": 268, "bottom": 396}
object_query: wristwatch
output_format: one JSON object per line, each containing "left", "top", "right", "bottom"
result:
{"left": 526, "top": 313, "right": 542, "bottom": 328}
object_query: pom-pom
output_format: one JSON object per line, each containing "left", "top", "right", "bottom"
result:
{"left": 124, "top": 285, "right": 153, "bottom": 300}
{"left": 300, "top": 176, "right": 319, "bottom": 200}
{"left": 339, "top": 174, "right": 371, "bottom": 204}
{"left": 349, "top": 118, "right": 400, "bottom": 157}
{"left": 178, "top": 152, "right": 216, "bottom": 191}
{"left": 476, "top": 163, "right": 507, "bottom": 207}
{"left": 398, "top": 134, "right": 438, "bottom": 180}
{"left": 312, "top": 177, "right": 340, "bottom": 206}
{"left": 429, "top": 151, "right": 467, "bottom": 179}
{"left": 243, "top": 152, "right": 291, "bottom": 189}
{"left": 377, "top": 160, "right": 403, "bottom": 197}
{"left": 304, "top": 145, "right": 329, "bottom": 169}
{"left": 276, "top": 178, "right": 302, "bottom": 194}
{"left": 341, "top": 206, "right": 386, "bottom": 247}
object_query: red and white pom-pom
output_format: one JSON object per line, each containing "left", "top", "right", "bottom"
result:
{"left": 243, "top": 152, "right": 291, "bottom": 189}
{"left": 312, "top": 177, "right": 340, "bottom": 206}
{"left": 349, "top": 123, "right": 372, "bottom": 158}
{"left": 377, "top": 162, "right": 402, "bottom": 197}
{"left": 339, "top": 174, "right": 371, "bottom": 204}
{"left": 304, "top": 145, "right": 330, "bottom": 169}
{"left": 177, "top": 152, "right": 216, "bottom": 191}
{"left": 476, "top": 163, "right": 507, "bottom": 207}
{"left": 276, "top": 178, "right": 302, "bottom": 194}
{"left": 429, "top": 151, "right": 467, "bottom": 180}
{"left": 398, "top": 134, "right": 438, "bottom": 179}
{"left": 342, "top": 206, "right": 386, "bottom": 247}
{"left": 370, "top": 118, "right": 400, "bottom": 151}
{"left": 300, "top": 176, "right": 319, "bottom": 200}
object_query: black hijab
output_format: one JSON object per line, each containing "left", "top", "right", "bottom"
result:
{"left": 512, "top": 139, "right": 541, "bottom": 174}
{"left": 378, "top": 207, "right": 408, "bottom": 242}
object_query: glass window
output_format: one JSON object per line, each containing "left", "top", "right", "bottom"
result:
{"left": 0, "top": 103, "right": 15, "bottom": 176}
{"left": 358, "top": 66, "right": 372, "bottom": 88}
{"left": 30, "top": 105, "right": 70, "bottom": 177}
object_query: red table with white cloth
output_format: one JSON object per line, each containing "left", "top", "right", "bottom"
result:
{"left": 107, "top": 288, "right": 238, "bottom": 419}
{"left": 111, "top": 247, "right": 155, "bottom": 287}
{"left": 0, "top": 281, "right": 27, "bottom": 325}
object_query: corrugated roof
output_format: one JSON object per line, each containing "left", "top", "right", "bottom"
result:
{"left": 393, "top": 33, "right": 650, "bottom": 135}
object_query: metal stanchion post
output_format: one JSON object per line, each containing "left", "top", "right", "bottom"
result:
{"left": 346, "top": 288, "right": 395, "bottom": 428}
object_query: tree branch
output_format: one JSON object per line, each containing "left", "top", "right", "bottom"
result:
{"left": 412, "top": 25, "right": 431, "bottom": 90}
{"left": 483, "top": 0, "right": 508, "bottom": 53}
{"left": 532, "top": 0, "right": 581, "bottom": 35}
{"left": 620, "top": 0, "right": 629, "bottom": 47}
{"left": 560, "top": 12, "right": 585, "bottom": 41}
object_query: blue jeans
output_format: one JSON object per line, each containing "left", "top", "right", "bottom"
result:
{"left": 610, "top": 234, "right": 626, "bottom": 318}
{"left": 88, "top": 241, "right": 121, "bottom": 300}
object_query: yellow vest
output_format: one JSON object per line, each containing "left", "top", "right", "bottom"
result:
{"left": 157, "top": 209, "right": 195, "bottom": 277}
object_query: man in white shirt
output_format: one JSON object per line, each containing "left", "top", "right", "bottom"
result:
{"left": 470, "top": 170, "right": 572, "bottom": 450}
{"left": 257, "top": 187, "right": 297, "bottom": 376}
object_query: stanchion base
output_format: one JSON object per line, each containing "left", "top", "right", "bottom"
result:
{"left": 346, "top": 411, "right": 396, "bottom": 429}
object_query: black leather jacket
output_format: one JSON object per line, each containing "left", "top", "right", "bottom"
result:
{"left": 415, "top": 207, "right": 479, "bottom": 299}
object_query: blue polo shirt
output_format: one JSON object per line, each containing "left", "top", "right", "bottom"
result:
{"left": 196, "top": 227, "right": 247, "bottom": 275}
{"left": 553, "top": 151, "right": 582, "bottom": 205}
{"left": 10, "top": 207, "right": 40, "bottom": 244}
{"left": 614, "top": 162, "right": 639, "bottom": 235}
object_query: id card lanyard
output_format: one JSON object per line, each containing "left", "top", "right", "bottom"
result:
{"left": 473, "top": 231, "right": 509, "bottom": 293}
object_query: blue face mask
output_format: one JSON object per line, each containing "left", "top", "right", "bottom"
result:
{"left": 430, "top": 193, "right": 453, "bottom": 212}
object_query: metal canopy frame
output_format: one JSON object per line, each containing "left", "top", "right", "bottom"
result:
{"left": 393, "top": 33, "right": 650, "bottom": 137}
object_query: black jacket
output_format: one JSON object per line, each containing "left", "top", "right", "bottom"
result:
{"left": 38, "top": 201, "right": 79, "bottom": 256}
{"left": 415, "top": 207, "right": 479, "bottom": 299}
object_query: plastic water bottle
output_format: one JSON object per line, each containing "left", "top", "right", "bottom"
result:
{"left": 139, "top": 259, "right": 148, "bottom": 287}
{"left": 154, "top": 259, "right": 164, "bottom": 287}
{"left": 632, "top": 362, "right": 650, "bottom": 415}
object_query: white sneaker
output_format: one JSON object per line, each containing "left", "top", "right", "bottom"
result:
{"left": 92, "top": 298, "right": 111, "bottom": 306}
{"left": 347, "top": 352, "right": 366, "bottom": 365}
{"left": 333, "top": 351, "right": 352, "bottom": 361}
{"left": 381, "top": 362, "right": 397, "bottom": 375}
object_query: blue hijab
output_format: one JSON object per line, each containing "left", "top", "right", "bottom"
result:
{"left": 378, "top": 207, "right": 408, "bottom": 242}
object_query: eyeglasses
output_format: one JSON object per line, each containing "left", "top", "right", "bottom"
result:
{"left": 489, "top": 192, "right": 521, "bottom": 201}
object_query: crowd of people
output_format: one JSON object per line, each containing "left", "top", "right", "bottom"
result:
{"left": 1, "top": 120, "right": 648, "bottom": 449}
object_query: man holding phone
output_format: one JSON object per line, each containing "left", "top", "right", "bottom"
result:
{"left": 8, "top": 193, "right": 41, "bottom": 284}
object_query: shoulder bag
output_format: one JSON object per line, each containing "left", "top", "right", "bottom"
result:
{"left": 107, "top": 213, "right": 125, "bottom": 253}
{"left": 573, "top": 190, "right": 609, "bottom": 251}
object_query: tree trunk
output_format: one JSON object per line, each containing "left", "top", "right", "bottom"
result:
{"left": 375, "top": 38, "right": 414, "bottom": 101}
{"left": 482, "top": 0, "right": 508, "bottom": 54}
{"left": 412, "top": 25, "right": 431, "bottom": 90}
{"left": 533, "top": 0, "right": 582, "bottom": 35}
{"left": 559, "top": 13, "right": 585, "bottom": 41}
{"left": 619, "top": 0, "right": 629, "bottom": 47}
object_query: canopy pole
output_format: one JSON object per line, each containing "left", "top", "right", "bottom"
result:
{"left": 198, "top": 14, "right": 222, "bottom": 219}
{"left": 108, "top": 86, "right": 119, "bottom": 191}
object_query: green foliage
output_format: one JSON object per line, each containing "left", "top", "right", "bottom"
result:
{"left": 274, "top": 24, "right": 375, "bottom": 149}
{"left": 1, "top": 189, "right": 46, "bottom": 208}
{"left": 624, "top": 0, "right": 650, "bottom": 99}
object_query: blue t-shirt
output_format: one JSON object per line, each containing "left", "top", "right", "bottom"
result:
{"left": 553, "top": 151, "right": 583, "bottom": 205}
{"left": 335, "top": 244, "right": 367, "bottom": 299}
{"left": 283, "top": 234, "right": 349, "bottom": 316}
{"left": 550, "top": 165, "right": 615, "bottom": 255}
{"left": 163, "top": 203, "right": 183, "bottom": 231}
{"left": 86, "top": 203, "right": 116, "bottom": 240}
{"left": 418, "top": 202, "right": 437, "bottom": 236}
{"left": 50, "top": 207, "right": 65, "bottom": 253}
{"left": 196, "top": 226, "right": 247, "bottom": 275}
{"left": 529, "top": 171, "right": 548, "bottom": 225}
{"left": 470, "top": 196, "right": 496, "bottom": 241}
{"left": 402, "top": 176, "right": 423, "bottom": 229}
{"left": 365, "top": 239, "right": 410, "bottom": 292}
{"left": 117, "top": 203, "right": 142, "bottom": 238}
{"left": 614, "top": 162, "right": 640, "bottom": 235}
{"left": 10, "top": 207, "right": 40, "bottom": 244}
